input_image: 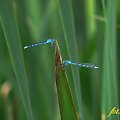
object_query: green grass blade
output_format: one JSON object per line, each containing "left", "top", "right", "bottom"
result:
{"left": 57, "top": 0, "right": 83, "bottom": 119}
{"left": 26, "top": 1, "right": 56, "bottom": 119}
{"left": 0, "top": 0, "right": 34, "bottom": 120}
{"left": 55, "top": 43, "right": 79, "bottom": 120}
{"left": 101, "top": 0, "right": 118, "bottom": 119}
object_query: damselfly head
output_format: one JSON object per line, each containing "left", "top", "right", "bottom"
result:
{"left": 48, "top": 39, "right": 56, "bottom": 46}
{"left": 63, "top": 60, "right": 69, "bottom": 66}
{"left": 46, "top": 39, "right": 55, "bottom": 44}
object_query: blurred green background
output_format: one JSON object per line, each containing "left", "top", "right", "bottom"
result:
{"left": 0, "top": 0, "right": 120, "bottom": 120}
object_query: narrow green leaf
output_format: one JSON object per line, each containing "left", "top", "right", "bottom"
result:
{"left": 26, "top": 0, "right": 56, "bottom": 119}
{"left": 0, "top": 0, "right": 34, "bottom": 120}
{"left": 55, "top": 42, "right": 79, "bottom": 120}
{"left": 102, "top": 0, "right": 118, "bottom": 119}
{"left": 56, "top": 0, "right": 83, "bottom": 119}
